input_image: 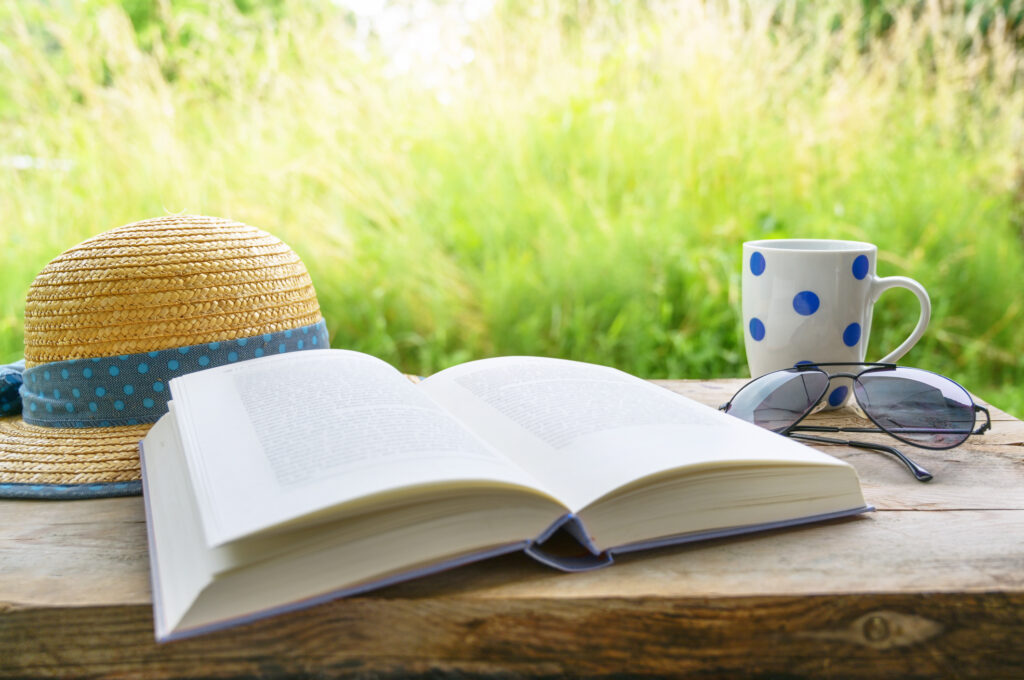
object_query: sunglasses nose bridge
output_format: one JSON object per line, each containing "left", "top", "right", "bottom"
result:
{"left": 825, "top": 372, "right": 860, "bottom": 380}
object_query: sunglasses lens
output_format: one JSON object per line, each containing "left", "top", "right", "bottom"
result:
{"left": 853, "top": 367, "right": 975, "bottom": 448}
{"left": 726, "top": 370, "right": 829, "bottom": 432}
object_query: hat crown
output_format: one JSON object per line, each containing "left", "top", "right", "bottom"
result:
{"left": 23, "top": 215, "right": 323, "bottom": 366}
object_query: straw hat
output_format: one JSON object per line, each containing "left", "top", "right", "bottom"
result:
{"left": 0, "top": 215, "right": 328, "bottom": 499}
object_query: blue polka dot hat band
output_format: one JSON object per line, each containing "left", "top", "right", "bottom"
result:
{"left": 17, "top": 320, "right": 328, "bottom": 428}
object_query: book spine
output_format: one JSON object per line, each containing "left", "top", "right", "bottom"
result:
{"left": 525, "top": 514, "right": 614, "bottom": 572}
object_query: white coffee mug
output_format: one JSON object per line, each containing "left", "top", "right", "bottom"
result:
{"left": 742, "top": 239, "right": 930, "bottom": 406}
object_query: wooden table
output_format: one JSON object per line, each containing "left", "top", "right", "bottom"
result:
{"left": 1, "top": 379, "right": 1022, "bottom": 678}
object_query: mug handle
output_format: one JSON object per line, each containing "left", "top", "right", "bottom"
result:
{"left": 870, "top": 276, "right": 931, "bottom": 364}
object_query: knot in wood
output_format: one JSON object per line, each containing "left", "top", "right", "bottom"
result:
{"left": 800, "top": 609, "right": 943, "bottom": 650}
{"left": 863, "top": 615, "right": 890, "bottom": 642}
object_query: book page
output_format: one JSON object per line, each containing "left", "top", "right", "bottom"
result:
{"left": 419, "top": 357, "right": 850, "bottom": 512}
{"left": 169, "top": 350, "right": 555, "bottom": 546}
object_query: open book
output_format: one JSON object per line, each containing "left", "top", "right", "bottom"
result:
{"left": 140, "top": 351, "right": 870, "bottom": 641}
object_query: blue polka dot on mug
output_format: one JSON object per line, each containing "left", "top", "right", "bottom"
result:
{"left": 750, "top": 252, "right": 766, "bottom": 276}
{"left": 749, "top": 318, "right": 766, "bottom": 341}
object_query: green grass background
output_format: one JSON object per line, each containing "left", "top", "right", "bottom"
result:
{"left": 2, "top": 0, "right": 1023, "bottom": 416}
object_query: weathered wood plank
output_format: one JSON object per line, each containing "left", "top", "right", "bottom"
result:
{"left": 1, "top": 593, "right": 1021, "bottom": 679}
{"left": 0, "top": 379, "right": 1021, "bottom": 679}
{"left": 0, "top": 497, "right": 151, "bottom": 607}
{"left": 2, "top": 508, "right": 1022, "bottom": 608}
{"left": 386, "top": 510, "right": 1024, "bottom": 599}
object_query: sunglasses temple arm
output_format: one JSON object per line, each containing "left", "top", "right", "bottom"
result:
{"left": 792, "top": 424, "right": 979, "bottom": 436}
{"left": 974, "top": 405, "right": 992, "bottom": 434}
{"left": 790, "top": 425, "right": 886, "bottom": 434}
{"left": 787, "top": 433, "right": 933, "bottom": 482}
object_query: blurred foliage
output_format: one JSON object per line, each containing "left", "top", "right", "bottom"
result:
{"left": 1, "top": 0, "right": 1023, "bottom": 416}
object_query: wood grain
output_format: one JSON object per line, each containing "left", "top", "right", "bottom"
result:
{"left": 5, "top": 510, "right": 1023, "bottom": 609}
{"left": 1, "top": 594, "right": 1021, "bottom": 678}
{"left": 1, "top": 379, "right": 1022, "bottom": 679}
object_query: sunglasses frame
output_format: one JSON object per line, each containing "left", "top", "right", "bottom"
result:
{"left": 720, "top": 362, "right": 991, "bottom": 451}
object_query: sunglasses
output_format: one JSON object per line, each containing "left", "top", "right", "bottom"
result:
{"left": 719, "top": 363, "right": 991, "bottom": 483}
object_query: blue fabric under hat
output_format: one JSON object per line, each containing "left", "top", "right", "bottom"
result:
{"left": 0, "top": 360, "right": 24, "bottom": 418}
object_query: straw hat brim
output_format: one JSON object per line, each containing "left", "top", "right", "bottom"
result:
{"left": 0, "top": 415, "right": 148, "bottom": 488}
